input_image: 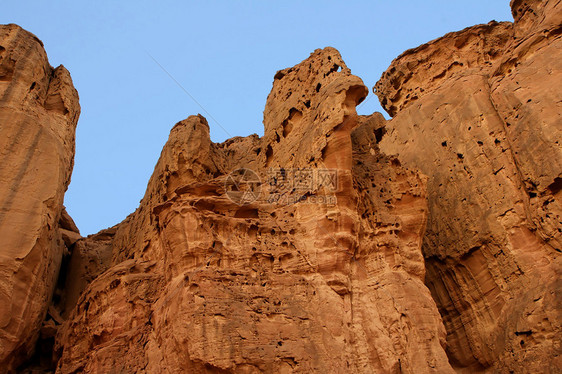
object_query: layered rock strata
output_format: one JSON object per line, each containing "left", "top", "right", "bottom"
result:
{"left": 0, "top": 24, "right": 80, "bottom": 371}
{"left": 54, "top": 48, "right": 452, "bottom": 373}
{"left": 376, "top": 0, "right": 561, "bottom": 371}
{"left": 1, "top": 0, "right": 561, "bottom": 371}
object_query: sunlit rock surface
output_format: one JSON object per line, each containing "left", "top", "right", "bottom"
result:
{"left": 376, "top": 0, "right": 561, "bottom": 371}
{"left": 1, "top": 0, "right": 561, "bottom": 372}
{"left": 0, "top": 24, "right": 80, "bottom": 371}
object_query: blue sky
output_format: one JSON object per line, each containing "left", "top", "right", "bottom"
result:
{"left": 2, "top": 1, "right": 513, "bottom": 235}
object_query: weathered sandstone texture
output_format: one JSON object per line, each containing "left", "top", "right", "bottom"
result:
{"left": 376, "top": 0, "right": 561, "bottom": 372}
{"left": 0, "top": 24, "right": 80, "bottom": 371}
{"left": 2, "top": 0, "right": 561, "bottom": 372}
{"left": 53, "top": 47, "right": 452, "bottom": 373}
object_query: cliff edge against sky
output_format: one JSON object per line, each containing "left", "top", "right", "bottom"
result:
{"left": 0, "top": 0, "right": 560, "bottom": 372}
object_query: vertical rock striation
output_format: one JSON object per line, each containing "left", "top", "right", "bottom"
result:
{"left": 2, "top": 0, "right": 560, "bottom": 371}
{"left": 375, "top": 0, "right": 561, "bottom": 372}
{"left": 0, "top": 24, "right": 80, "bottom": 371}
{"left": 54, "top": 48, "right": 452, "bottom": 373}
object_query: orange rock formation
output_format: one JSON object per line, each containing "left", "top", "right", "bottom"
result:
{"left": 376, "top": 1, "right": 561, "bottom": 371}
{"left": 0, "top": 0, "right": 560, "bottom": 372}
{"left": 0, "top": 24, "right": 80, "bottom": 371}
{"left": 53, "top": 47, "right": 449, "bottom": 373}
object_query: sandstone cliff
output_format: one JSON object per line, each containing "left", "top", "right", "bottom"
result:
{"left": 1, "top": 0, "right": 561, "bottom": 372}
{"left": 376, "top": 0, "right": 561, "bottom": 372}
{"left": 0, "top": 24, "right": 80, "bottom": 371}
{"left": 53, "top": 47, "right": 452, "bottom": 373}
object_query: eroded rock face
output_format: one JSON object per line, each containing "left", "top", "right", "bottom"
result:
{"left": 0, "top": 24, "right": 80, "bottom": 371}
{"left": 54, "top": 48, "right": 452, "bottom": 373}
{"left": 376, "top": 0, "right": 561, "bottom": 372}
{"left": 3, "top": 0, "right": 560, "bottom": 371}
